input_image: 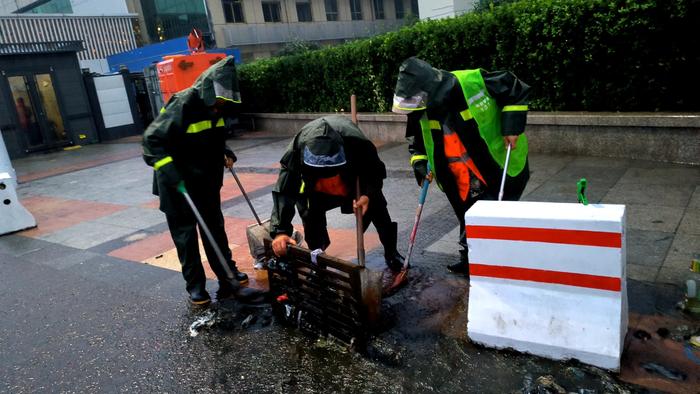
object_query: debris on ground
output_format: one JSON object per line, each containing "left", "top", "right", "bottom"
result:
{"left": 640, "top": 362, "right": 687, "bottom": 381}
{"left": 633, "top": 329, "right": 651, "bottom": 341}
{"left": 656, "top": 327, "right": 670, "bottom": 338}
{"left": 241, "top": 314, "right": 255, "bottom": 329}
{"left": 534, "top": 375, "right": 566, "bottom": 393}
{"left": 189, "top": 309, "right": 218, "bottom": 337}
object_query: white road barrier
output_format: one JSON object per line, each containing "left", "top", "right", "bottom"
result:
{"left": 1, "top": 132, "right": 36, "bottom": 235}
{"left": 466, "top": 200, "right": 627, "bottom": 370}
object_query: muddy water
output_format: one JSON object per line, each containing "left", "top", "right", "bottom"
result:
{"left": 171, "top": 264, "right": 636, "bottom": 393}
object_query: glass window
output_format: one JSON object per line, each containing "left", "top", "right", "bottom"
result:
{"left": 394, "top": 0, "right": 405, "bottom": 19}
{"left": 324, "top": 0, "right": 338, "bottom": 21}
{"left": 18, "top": 0, "right": 72, "bottom": 14}
{"left": 350, "top": 0, "right": 362, "bottom": 20}
{"left": 222, "top": 0, "right": 245, "bottom": 23}
{"left": 262, "top": 1, "right": 281, "bottom": 22}
{"left": 296, "top": 1, "right": 312, "bottom": 22}
{"left": 155, "top": 0, "right": 205, "bottom": 13}
{"left": 372, "top": 0, "right": 384, "bottom": 19}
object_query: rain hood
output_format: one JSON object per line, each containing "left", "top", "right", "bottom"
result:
{"left": 192, "top": 55, "right": 242, "bottom": 107}
{"left": 392, "top": 57, "right": 456, "bottom": 114}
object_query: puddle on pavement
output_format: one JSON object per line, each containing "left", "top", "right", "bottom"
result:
{"left": 176, "top": 265, "right": 643, "bottom": 393}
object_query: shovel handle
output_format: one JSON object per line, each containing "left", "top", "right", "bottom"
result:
{"left": 351, "top": 94, "right": 358, "bottom": 125}
{"left": 355, "top": 176, "right": 365, "bottom": 267}
{"left": 498, "top": 144, "right": 512, "bottom": 201}
{"left": 178, "top": 182, "right": 236, "bottom": 281}
{"left": 229, "top": 167, "right": 262, "bottom": 225}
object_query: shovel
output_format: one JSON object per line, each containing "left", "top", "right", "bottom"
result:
{"left": 354, "top": 176, "right": 383, "bottom": 325}
{"left": 229, "top": 167, "right": 303, "bottom": 269}
{"left": 387, "top": 162, "right": 431, "bottom": 293}
{"left": 350, "top": 94, "right": 383, "bottom": 325}
{"left": 177, "top": 182, "right": 265, "bottom": 303}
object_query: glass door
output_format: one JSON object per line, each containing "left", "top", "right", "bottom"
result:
{"left": 7, "top": 73, "right": 68, "bottom": 150}
{"left": 8, "top": 75, "right": 44, "bottom": 148}
{"left": 35, "top": 73, "right": 68, "bottom": 144}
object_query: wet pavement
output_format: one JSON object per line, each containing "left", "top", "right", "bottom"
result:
{"left": 1, "top": 132, "right": 699, "bottom": 393}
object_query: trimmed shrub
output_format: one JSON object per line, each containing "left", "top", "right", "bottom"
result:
{"left": 239, "top": 0, "right": 697, "bottom": 112}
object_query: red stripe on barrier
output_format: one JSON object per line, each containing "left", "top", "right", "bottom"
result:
{"left": 466, "top": 225, "right": 621, "bottom": 248}
{"left": 470, "top": 264, "right": 621, "bottom": 292}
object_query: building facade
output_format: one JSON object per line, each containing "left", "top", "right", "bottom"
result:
{"left": 207, "top": 0, "right": 419, "bottom": 60}
{"left": 0, "top": 0, "right": 138, "bottom": 73}
{"left": 417, "top": 0, "right": 476, "bottom": 20}
{"left": 125, "top": 0, "right": 211, "bottom": 45}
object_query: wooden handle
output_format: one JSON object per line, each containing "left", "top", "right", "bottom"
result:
{"left": 351, "top": 94, "right": 358, "bottom": 125}
{"left": 355, "top": 176, "right": 365, "bottom": 267}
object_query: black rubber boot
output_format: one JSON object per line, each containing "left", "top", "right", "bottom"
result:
{"left": 217, "top": 277, "right": 268, "bottom": 303}
{"left": 380, "top": 221, "right": 406, "bottom": 272}
{"left": 189, "top": 285, "right": 211, "bottom": 306}
{"left": 233, "top": 268, "right": 249, "bottom": 285}
{"left": 447, "top": 248, "right": 470, "bottom": 276}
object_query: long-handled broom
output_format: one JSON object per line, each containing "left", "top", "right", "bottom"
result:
{"left": 388, "top": 162, "right": 431, "bottom": 293}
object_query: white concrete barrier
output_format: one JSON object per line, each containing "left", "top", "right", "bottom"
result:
{"left": 1, "top": 132, "right": 36, "bottom": 235}
{"left": 466, "top": 200, "right": 627, "bottom": 370}
{"left": 0, "top": 172, "right": 36, "bottom": 235}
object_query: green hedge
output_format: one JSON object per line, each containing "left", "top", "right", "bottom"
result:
{"left": 238, "top": 0, "right": 697, "bottom": 112}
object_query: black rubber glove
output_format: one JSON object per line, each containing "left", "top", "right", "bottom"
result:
{"left": 413, "top": 160, "right": 429, "bottom": 186}
{"left": 224, "top": 146, "right": 237, "bottom": 163}
{"left": 157, "top": 162, "right": 182, "bottom": 188}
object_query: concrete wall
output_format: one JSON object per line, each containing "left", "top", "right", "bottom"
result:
{"left": 247, "top": 112, "right": 700, "bottom": 165}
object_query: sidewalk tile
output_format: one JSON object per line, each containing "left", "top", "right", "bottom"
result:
{"left": 689, "top": 186, "right": 700, "bottom": 209}
{"left": 527, "top": 154, "right": 574, "bottom": 175}
{"left": 569, "top": 156, "right": 631, "bottom": 168}
{"left": 626, "top": 230, "right": 674, "bottom": 267}
{"left": 92, "top": 207, "right": 165, "bottom": 230}
{"left": 677, "top": 208, "right": 700, "bottom": 235}
{"left": 521, "top": 180, "right": 607, "bottom": 203}
{"left": 603, "top": 183, "right": 693, "bottom": 207}
{"left": 626, "top": 204, "right": 685, "bottom": 233}
{"left": 108, "top": 231, "right": 174, "bottom": 262}
{"left": 39, "top": 221, "right": 136, "bottom": 250}
{"left": 20, "top": 196, "right": 127, "bottom": 237}
{"left": 219, "top": 172, "right": 278, "bottom": 203}
{"left": 626, "top": 263, "right": 659, "bottom": 282}
{"left": 662, "top": 233, "right": 700, "bottom": 270}
{"left": 425, "top": 226, "right": 461, "bottom": 256}
{"left": 617, "top": 166, "right": 700, "bottom": 186}
{"left": 656, "top": 265, "right": 700, "bottom": 286}
{"left": 549, "top": 164, "right": 626, "bottom": 186}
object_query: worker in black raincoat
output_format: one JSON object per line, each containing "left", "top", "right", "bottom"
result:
{"left": 143, "top": 56, "right": 253, "bottom": 306}
{"left": 269, "top": 115, "right": 405, "bottom": 274}
{"left": 392, "top": 57, "right": 531, "bottom": 275}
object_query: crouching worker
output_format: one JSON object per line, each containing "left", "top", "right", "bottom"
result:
{"left": 392, "top": 57, "right": 531, "bottom": 276}
{"left": 269, "top": 115, "right": 405, "bottom": 275}
{"left": 143, "top": 56, "right": 258, "bottom": 306}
